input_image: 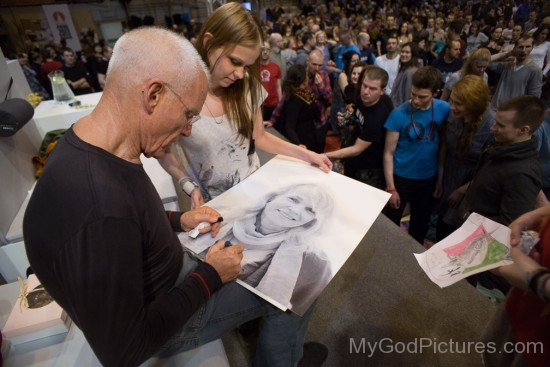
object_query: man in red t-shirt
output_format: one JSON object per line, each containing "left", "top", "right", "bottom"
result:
{"left": 259, "top": 41, "right": 282, "bottom": 124}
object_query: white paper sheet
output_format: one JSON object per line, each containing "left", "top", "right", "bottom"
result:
{"left": 179, "top": 155, "right": 390, "bottom": 315}
{"left": 414, "top": 213, "right": 513, "bottom": 288}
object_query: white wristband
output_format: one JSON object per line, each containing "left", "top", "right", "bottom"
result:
{"left": 179, "top": 178, "right": 198, "bottom": 196}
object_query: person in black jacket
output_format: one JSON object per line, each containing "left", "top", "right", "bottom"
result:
{"left": 453, "top": 95, "right": 544, "bottom": 228}
{"left": 276, "top": 64, "right": 324, "bottom": 152}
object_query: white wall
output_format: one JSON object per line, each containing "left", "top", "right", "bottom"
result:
{"left": 0, "top": 50, "right": 42, "bottom": 244}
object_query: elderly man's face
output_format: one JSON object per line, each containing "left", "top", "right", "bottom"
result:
{"left": 148, "top": 73, "right": 208, "bottom": 158}
{"left": 307, "top": 53, "right": 323, "bottom": 74}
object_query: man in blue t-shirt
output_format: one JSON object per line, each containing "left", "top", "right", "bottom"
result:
{"left": 383, "top": 66, "right": 450, "bottom": 244}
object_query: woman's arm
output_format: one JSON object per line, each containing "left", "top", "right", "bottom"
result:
{"left": 253, "top": 108, "right": 332, "bottom": 172}
{"left": 158, "top": 146, "right": 204, "bottom": 208}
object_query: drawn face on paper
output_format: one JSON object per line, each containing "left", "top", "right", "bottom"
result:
{"left": 260, "top": 187, "right": 316, "bottom": 232}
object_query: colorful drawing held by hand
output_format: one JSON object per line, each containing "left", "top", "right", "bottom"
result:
{"left": 414, "top": 213, "right": 513, "bottom": 288}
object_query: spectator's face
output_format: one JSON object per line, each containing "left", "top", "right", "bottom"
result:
{"left": 401, "top": 22, "right": 409, "bottom": 34}
{"left": 470, "top": 24, "right": 478, "bottom": 35}
{"left": 418, "top": 39, "right": 426, "bottom": 49}
{"left": 103, "top": 47, "right": 113, "bottom": 60}
{"left": 466, "top": 15, "right": 473, "bottom": 23}
{"left": 471, "top": 60, "right": 488, "bottom": 75}
{"left": 537, "top": 28, "right": 549, "bottom": 43}
{"left": 447, "top": 13, "right": 455, "bottom": 22}
{"left": 514, "top": 38, "right": 533, "bottom": 61}
{"left": 400, "top": 45, "right": 412, "bottom": 63}
{"left": 350, "top": 54, "right": 360, "bottom": 68}
{"left": 492, "top": 27, "right": 503, "bottom": 40}
{"left": 261, "top": 44, "right": 271, "bottom": 61}
{"left": 307, "top": 53, "right": 323, "bottom": 74}
{"left": 94, "top": 45, "right": 102, "bottom": 55}
{"left": 18, "top": 53, "right": 28, "bottom": 65}
{"left": 410, "top": 86, "right": 434, "bottom": 110}
{"left": 449, "top": 93, "right": 467, "bottom": 118}
{"left": 386, "top": 16, "right": 396, "bottom": 28}
{"left": 350, "top": 66, "right": 363, "bottom": 85}
{"left": 386, "top": 38, "right": 398, "bottom": 53}
{"left": 449, "top": 41, "right": 461, "bottom": 59}
{"left": 275, "top": 37, "right": 283, "bottom": 48}
{"left": 316, "top": 33, "right": 326, "bottom": 45}
{"left": 428, "top": 18, "right": 435, "bottom": 28}
{"left": 62, "top": 51, "right": 75, "bottom": 66}
{"left": 491, "top": 110, "right": 522, "bottom": 143}
{"left": 208, "top": 44, "right": 260, "bottom": 88}
{"left": 513, "top": 25, "right": 522, "bottom": 40}
{"left": 260, "top": 189, "right": 316, "bottom": 230}
{"left": 360, "top": 75, "right": 384, "bottom": 106}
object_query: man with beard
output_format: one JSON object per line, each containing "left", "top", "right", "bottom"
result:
{"left": 489, "top": 35, "right": 543, "bottom": 108}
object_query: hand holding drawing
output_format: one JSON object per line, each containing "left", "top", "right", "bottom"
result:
{"left": 180, "top": 207, "right": 222, "bottom": 237}
{"left": 303, "top": 149, "right": 332, "bottom": 172}
{"left": 205, "top": 240, "right": 244, "bottom": 283}
{"left": 492, "top": 206, "right": 550, "bottom": 291}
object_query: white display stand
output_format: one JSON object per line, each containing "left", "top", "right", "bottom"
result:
{"left": 0, "top": 282, "right": 229, "bottom": 367}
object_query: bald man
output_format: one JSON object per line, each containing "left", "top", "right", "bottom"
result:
{"left": 24, "top": 28, "right": 315, "bottom": 366}
{"left": 268, "top": 32, "right": 287, "bottom": 78}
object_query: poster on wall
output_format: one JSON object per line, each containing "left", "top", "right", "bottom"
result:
{"left": 42, "top": 4, "right": 81, "bottom": 52}
{"left": 179, "top": 155, "right": 390, "bottom": 315}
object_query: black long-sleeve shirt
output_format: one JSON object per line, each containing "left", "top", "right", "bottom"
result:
{"left": 23, "top": 127, "right": 221, "bottom": 366}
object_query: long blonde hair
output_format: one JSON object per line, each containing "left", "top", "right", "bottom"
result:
{"left": 195, "top": 2, "right": 263, "bottom": 140}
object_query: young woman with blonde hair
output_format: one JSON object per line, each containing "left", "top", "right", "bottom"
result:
{"left": 441, "top": 47, "right": 491, "bottom": 101}
{"left": 160, "top": 2, "right": 331, "bottom": 207}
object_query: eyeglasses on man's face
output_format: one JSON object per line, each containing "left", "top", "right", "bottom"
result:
{"left": 163, "top": 83, "right": 201, "bottom": 125}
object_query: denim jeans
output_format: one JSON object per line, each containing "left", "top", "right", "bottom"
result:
{"left": 154, "top": 251, "right": 314, "bottom": 367}
{"left": 384, "top": 174, "right": 436, "bottom": 244}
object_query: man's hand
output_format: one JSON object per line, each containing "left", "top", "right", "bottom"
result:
{"left": 509, "top": 208, "right": 549, "bottom": 247}
{"left": 447, "top": 188, "right": 465, "bottom": 208}
{"left": 190, "top": 187, "right": 205, "bottom": 209}
{"left": 314, "top": 73, "right": 324, "bottom": 87}
{"left": 433, "top": 179, "right": 443, "bottom": 198}
{"left": 180, "top": 206, "right": 221, "bottom": 237}
{"left": 204, "top": 241, "right": 244, "bottom": 283}
{"left": 263, "top": 120, "right": 273, "bottom": 127}
{"left": 389, "top": 191, "right": 401, "bottom": 209}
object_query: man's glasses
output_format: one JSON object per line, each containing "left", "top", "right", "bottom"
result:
{"left": 163, "top": 83, "right": 201, "bottom": 125}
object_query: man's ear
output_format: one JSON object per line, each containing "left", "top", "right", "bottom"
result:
{"left": 142, "top": 79, "right": 164, "bottom": 114}
{"left": 519, "top": 125, "right": 531, "bottom": 135}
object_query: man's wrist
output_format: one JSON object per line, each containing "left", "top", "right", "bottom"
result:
{"left": 387, "top": 187, "right": 397, "bottom": 193}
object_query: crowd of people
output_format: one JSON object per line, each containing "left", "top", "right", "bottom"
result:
{"left": 16, "top": 0, "right": 550, "bottom": 366}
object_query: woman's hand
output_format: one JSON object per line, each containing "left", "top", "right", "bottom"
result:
{"left": 304, "top": 149, "right": 332, "bottom": 172}
{"left": 180, "top": 206, "right": 222, "bottom": 237}
{"left": 190, "top": 187, "right": 205, "bottom": 209}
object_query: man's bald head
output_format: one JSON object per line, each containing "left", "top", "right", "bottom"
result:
{"left": 269, "top": 33, "right": 283, "bottom": 49}
{"left": 107, "top": 27, "right": 209, "bottom": 93}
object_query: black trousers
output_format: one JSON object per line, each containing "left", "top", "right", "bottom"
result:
{"left": 384, "top": 174, "right": 436, "bottom": 244}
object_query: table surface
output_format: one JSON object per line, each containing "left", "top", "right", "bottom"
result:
{"left": 33, "top": 93, "right": 102, "bottom": 120}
